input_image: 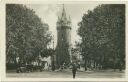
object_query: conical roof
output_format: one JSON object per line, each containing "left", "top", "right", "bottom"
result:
{"left": 61, "top": 4, "right": 67, "bottom": 21}
{"left": 57, "top": 4, "right": 71, "bottom": 28}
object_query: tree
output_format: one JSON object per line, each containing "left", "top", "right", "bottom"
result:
{"left": 77, "top": 4, "right": 125, "bottom": 71}
{"left": 6, "top": 4, "right": 52, "bottom": 67}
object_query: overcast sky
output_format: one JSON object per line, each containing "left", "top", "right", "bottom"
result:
{"left": 26, "top": 4, "right": 99, "bottom": 48}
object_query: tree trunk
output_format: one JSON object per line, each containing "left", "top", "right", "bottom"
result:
{"left": 84, "top": 59, "right": 87, "bottom": 71}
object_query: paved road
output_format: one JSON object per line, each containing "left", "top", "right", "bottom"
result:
{"left": 6, "top": 69, "right": 125, "bottom": 78}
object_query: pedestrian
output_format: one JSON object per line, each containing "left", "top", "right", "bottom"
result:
{"left": 72, "top": 62, "right": 77, "bottom": 79}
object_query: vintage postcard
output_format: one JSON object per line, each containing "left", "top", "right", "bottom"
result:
{"left": 0, "top": 0, "right": 128, "bottom": 82}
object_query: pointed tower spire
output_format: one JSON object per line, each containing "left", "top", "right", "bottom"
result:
{"left": 57, "top": 4, "right": 71, "bottom": 28}
{"left": 61, "top": 4, "right": 67, "bottom": 21}
{"left": 56, "top": 4, "right": 72, "bottom": 69}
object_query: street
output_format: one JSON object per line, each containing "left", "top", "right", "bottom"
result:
{"left": 6, "top": 69, "right": 125, "bottom": 78}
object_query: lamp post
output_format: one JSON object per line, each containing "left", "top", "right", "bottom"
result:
{"left": 51, "top": 35, "right": 55, "bottom": 71}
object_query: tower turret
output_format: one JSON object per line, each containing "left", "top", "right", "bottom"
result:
{"left": 56, "top": 4, "right": 72, "bottom": 69}
{"left": 57, "top": 5, "right": 71, "bottom": 29}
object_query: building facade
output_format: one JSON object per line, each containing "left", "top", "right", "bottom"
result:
{"left": 56, "top": 5, "right": 72, "bottom": 68}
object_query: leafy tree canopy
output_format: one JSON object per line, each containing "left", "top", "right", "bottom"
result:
{"left": 6, "top": 4, "right": 52, "bottom": 64}
{"left": 77, "top": 4, "right": 125, "bottom": 69}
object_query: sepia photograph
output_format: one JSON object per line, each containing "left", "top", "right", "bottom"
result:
{"left": 4, "top": 1, "right": 126, "bottom": 81}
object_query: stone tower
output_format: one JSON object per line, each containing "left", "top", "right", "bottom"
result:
{"left": 56, "top": 5, "right": 71, "bottom": 68}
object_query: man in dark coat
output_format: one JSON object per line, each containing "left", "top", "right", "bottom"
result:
{"left": 72, "top": 63, "right": 77, "bottom": 78}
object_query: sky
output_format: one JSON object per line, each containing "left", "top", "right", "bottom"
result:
{"left": 26, "top": 4, "right": 99, "bottom": 48}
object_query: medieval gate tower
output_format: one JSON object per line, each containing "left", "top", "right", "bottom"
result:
{"left": 56, "top": 5, "right": 72, "bottom": 68}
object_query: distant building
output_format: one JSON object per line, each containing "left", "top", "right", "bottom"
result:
{"left": 55, "top": 5, "right": 72, "bottom": 68}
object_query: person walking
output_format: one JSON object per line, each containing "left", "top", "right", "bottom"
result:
{"left": 72, "top": 62, "right": 77, "bottom": 79}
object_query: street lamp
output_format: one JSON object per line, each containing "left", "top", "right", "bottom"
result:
{"left": 51, "top": 35, "right": 55, "bottom": 71}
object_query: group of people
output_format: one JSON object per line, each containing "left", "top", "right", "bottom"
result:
{"left": 16, "top": 59, "right": 78, "bottom": 78}
{"left": 16, "top": 60, "right": 50, "bottom": 73}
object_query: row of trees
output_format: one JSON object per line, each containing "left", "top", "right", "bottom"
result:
{"left": 77, "top": 4, "right": 125, "bottom": 71}
{"left": 6, "top": 4, "right": 52, "bottom": 68}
